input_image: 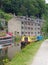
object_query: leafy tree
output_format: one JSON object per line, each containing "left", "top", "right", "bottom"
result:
{"left": 42, "top": 4, "right": 48, "bottom": 35}
{"left": 0, "top": 0, "right": 45, "bottom": 18}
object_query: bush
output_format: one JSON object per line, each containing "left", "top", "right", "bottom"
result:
{"left": 15, "top": 36, "right": 21, "bottom": 43}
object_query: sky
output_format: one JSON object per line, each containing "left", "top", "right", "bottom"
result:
{"left": 45, "top": 0, "right": 48, "bottom": 3}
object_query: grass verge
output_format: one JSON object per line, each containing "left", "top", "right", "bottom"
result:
{"left": 7, "top": 40, "right": 43, "bottom": 65}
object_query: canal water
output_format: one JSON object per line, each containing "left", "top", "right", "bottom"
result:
{"left": 8, "top": 43, "right": 21, "bottom": 59}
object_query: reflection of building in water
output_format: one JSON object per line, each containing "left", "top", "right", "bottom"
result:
{"left": 8, "top": 16, "right": 44, "bottom": 36}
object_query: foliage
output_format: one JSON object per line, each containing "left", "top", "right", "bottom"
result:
{"left": 0, "top": 9, "right": 13, "bottom": 31}
{"left": 0, "top": 49, "right": 9, "bottom": 65}
{"left": 0, "top": 56, "right": 9, "bottom": 65}
{"left": 0, "top": 10, "right": 13, "bottom": 21}
{"left": 15, "top": 36, "right": 21, "bottom": 43}
{"left": 0, "top": 0, "right": 45, "bottom": 18}
{"left": 42, "top": 4, "right": 48, "bottom": 35}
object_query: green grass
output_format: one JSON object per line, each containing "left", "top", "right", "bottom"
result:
{"left": 7, "top": 40, "right": 43, "bottom": 65}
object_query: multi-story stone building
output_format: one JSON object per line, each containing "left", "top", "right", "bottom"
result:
{"left": 8, "top": 16, "right": 43, "bottom": 36}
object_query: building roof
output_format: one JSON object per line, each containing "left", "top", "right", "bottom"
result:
{"left": 10, "top": 16, "right": 43, "bottom": 24}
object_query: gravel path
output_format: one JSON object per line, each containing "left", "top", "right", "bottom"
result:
{"left": 31, "top": 39, "right": 48, "bottom": 65}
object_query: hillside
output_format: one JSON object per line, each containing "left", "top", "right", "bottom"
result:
{"left": 0, "top": 0, "right": 45, "bottom": 18}
{"left": 0, "top": 10, "right": 13, "bottom": 21}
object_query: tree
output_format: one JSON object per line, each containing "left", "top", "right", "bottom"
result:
{"left": 0, "top": 0, "right": 45, "bottom": 18}
{"left": 42, "top": 4, "right": 48, "bottom": 35}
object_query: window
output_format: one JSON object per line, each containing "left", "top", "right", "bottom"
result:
{"left": 31, "top": 28, "right": 33, "bottom": 30}
{"left": 21, "top": 32, "right": 24, "bottom": 34}
{"left": 22, "top": 22, "right": 24, "bottom": 24}
{"left": 25, "top": 32, "right": 27, "bottom": 34}
{"left": 28, "top": 32, "right": 30, "bottom": 34}
{"left": 28, "top": 27, "right": 30, "bottom": 29}
{"left": 28, "top": 18, "right": 30, "bottom": 20}
{"left": 25, "top": 22, "right": 27, "bottom": 25}
{"left": 38, "top": 28, "right": 40, "bottom": 30}
{"left": 28, "top": 22, "right": 30, "bottom": 25}
{"left": 38, "top": 24, "right": 40, "bottom": 26}
{"left": 31, "top": 32, "right": 33, "bottom": 34}
{"left": 37, "top": 20, "right": 39, "bottom": 22}
{"left": 25, "top": 18, "right": 27, "bottom": 20}
{"left": 35, "top": 32, "right": 36, "bottom": 34}
{"left": 31, "top": 24, "right": 33, "bottom": 25}
{"left": 17, "top": 32, "right": 19, "bottom": 34}
{"left": 21, "top": 26, "right": 24, "bottom": 29}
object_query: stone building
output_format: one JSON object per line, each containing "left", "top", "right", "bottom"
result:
{"left": 8, "top": 16, "right": 43, "bottom": 36}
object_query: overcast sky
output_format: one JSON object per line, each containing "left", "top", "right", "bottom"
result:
{"left": 45, "top": 0, "right": 48, "bottom": 3}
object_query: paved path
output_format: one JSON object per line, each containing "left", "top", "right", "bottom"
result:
{"left": 31, "top": 39, "right": 48, "bottom": 65}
